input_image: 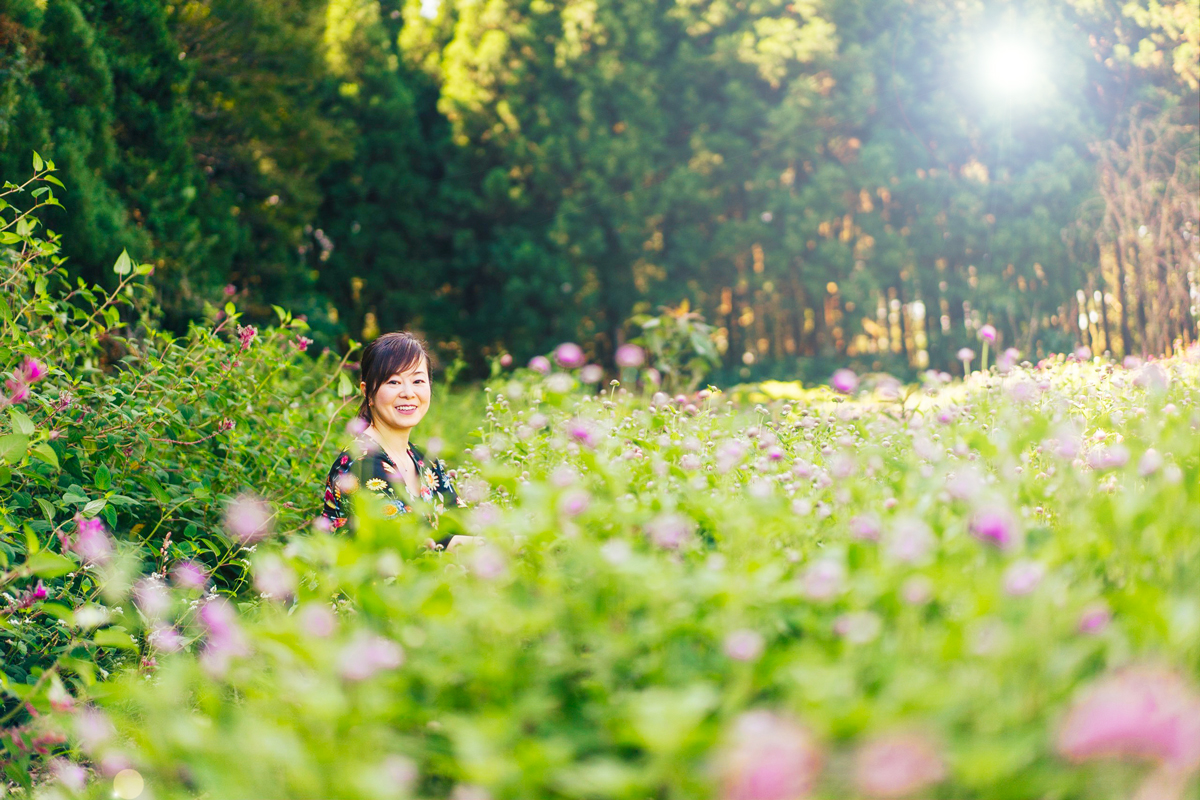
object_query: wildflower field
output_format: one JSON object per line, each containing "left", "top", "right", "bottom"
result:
{"left": 2, "top": 167, "right": 1200, "bottom": 800}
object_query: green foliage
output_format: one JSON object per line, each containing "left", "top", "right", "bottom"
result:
{"left": 53, "top": 343, "right": 1200, "bottom": 799}
{"left": 628, "top": 303, "right": 721, "bottom": 393}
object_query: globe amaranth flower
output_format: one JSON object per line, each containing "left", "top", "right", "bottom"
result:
{"left": 853, "top": 731, "right": 945, "bottom": 798}
{"left": 978, "top": 324, "right": 997, "bottom": 343}
{"left": 969, "top": 505, "right": 1019, "bottom": 550}
{"left": 645, "top": 512, "right": 694, "bottom": 550}
{"left": 723, "top": 629, "right": 765, "bottom": 662}
{"left": 830, "top": 369, "right": 858, "bottom": 394}
{"left": 554, "top": 342, "right": 586, "bottom": 369}
{"left": 716, "top": 709, "right": 823, "bottom": 800}
{"left": 339, "top": 631, "right": 404, "bottom": 681}
{"left": 1056, "top": 666, "right": 1200, "bottom": 775}
{"left": 528, "top": 355, "right": 551, "bottom": 374}
{"left": 615, "top": 343, "right": 646, "bottom": 368}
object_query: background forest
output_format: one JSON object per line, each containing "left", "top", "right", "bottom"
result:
{"left": 0, "top": 0, "right": 1197, "bottom": 379}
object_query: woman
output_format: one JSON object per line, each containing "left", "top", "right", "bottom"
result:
{"left": 321, "top": 331, "right": 469, "bottom": 548}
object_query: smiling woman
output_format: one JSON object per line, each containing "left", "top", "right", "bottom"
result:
{"left": 320, "top": 332, "right": 467, "bottom": 544}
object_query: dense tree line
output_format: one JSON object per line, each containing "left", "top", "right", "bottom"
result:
{"left": 0, "top": 0, "right": 1196, "bottom": 376}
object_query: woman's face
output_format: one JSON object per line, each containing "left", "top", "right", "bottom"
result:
{"left": 365, "top": 360, "right": 431, "bottom": 433}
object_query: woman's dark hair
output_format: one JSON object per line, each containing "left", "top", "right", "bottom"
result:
{"left": 358, "top": 331, "right": 431, "bottom": 423}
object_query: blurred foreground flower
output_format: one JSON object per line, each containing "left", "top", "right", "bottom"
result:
{"left": 969, "top": 506, "right": 1018, "bottom": 550}
{"left": 716, "top": 710, "right": 823, "bottom": 800}
{"left": 1057, "top": 666, "right": 1200, "bottom": 778}
{"left": 198, "top": 598, "right": 250, "bottom": 676}
{"left": 723, "top": 629, "right": 765, "bottom": 662}
{"left": 645, "top": 512, "right": 694, "bottom": 549}
{"left": 831, "top": 369, "right": 858, "bottom": 394}
{"left": 554, "top": 342, "right": 586, "bottom": 369}
{"left": 339, "top": 632, "right": 404, "bottom": 681}
{"left": 224, "top": 494, "right": 273, "bottom": 544}
{"left": 68, "top": 515, "right": 112, "bottom": 565}
{"left": 615, "top": 343, "right": 645, "bottom": 368}
{"left": 853, "top": 731, "right": 945, "bottom": 798}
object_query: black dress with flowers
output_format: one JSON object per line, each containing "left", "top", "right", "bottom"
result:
{"left": 321, "top": 435, "right": 462, "bottom": 533}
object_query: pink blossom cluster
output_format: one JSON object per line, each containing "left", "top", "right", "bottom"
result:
{"left": 4, "top": 357, "right": 48, "bottom": 406}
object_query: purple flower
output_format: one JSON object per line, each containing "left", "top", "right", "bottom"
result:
{"left": 834, "top": 611, "right": 882, "bottom": 644}
{"left": 298, "top": 603, "right": 338, "bottom": 637}
{"left": 1056, "top": 666, "right": 1200, "bottom": 774}
{"left": 558, "top": 487, "right": 591, "bottom": 517}
{"left": 969, "top": 506, "right": 1018, "bottom": 550}
{"left": 171, "top": 560, "right": 208, "bottom": 590}
{"left": 849, "top": 513, "right": 881, "bottom": 541}
{"left": 224, "top": 494, "right": 273, "bottom": 544}
{"left": 339, "top": 631, "right": 404, "bottom": 681}
{"left": 645, "top": 512, "right": 694, "bottom": 550}
{"left": 528, "top": 355, "right": 551, "bottom": 375}
{"left": 1003, "top": 560, "right": 1045, "bottom": 596}
{"left": 554, "top": 342, "right": 586, "bottom": 369}
{"left": 567, "top": 418, "right": 599, "bottom": 449}
{"left": 198, "top": 597, "right": 250, "bottom": 676}
{"left": 1078, "top": 602, "right": 1112, "bottom": 635}
{"left": 796, "top": 561, "right": 844, "bottom": 604}
{"left": 831, "top": 369, "right": 859, "bottom": 394}
{"left": 723, "top": 629, "right": 765, "bottom": 662}
{"left": 470, "top": 544, "right": 509, "bottom": 580}
{"left": 615, "top": 343, "right": 646, "bottom": 368}
{"left": 253, "top": 554, "right": 297, "bottom": 601}
{"left": 237, "top": 324, "right": 258, "bottom": 350}
{"left": 716, "top": 710, "right": 823, "bottom": 800}
{"left": 70, "top": 515, "right": 112, "bottom": 565}
{"left": 21, "top": 358, "right": 48, "bottom": 382}
{"left": 853, "top": 731, "right": 945, "bottom": 798}
{"left": 884, "top": 518, "right": 935, "bottom": 564}
{"left": 978, "top": 324, "right": 997, "bottom": 343}
{"left": 132, "top": 576, "right": 171, "bottom": 620}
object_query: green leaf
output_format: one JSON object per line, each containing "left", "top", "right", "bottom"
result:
{"left": 95, "top": 464, "right": 112, "bottom": 491}
{"left": 32, "top": 443, "right": 58, "bottom": 469}
{"left": 32, "top": 151, "right": 43, "bottom": 172}
{"left": 0, "top": 433, "right": 29, "bottom": 464}
{"left": 81, "top": 498, "right": 107, "bottom": 517}
{"left": 138, "top": 475, "right": 171, "bottom": 505}
{"left": 91, "top": 628, "right": 137, "bottom": 650}
{"left": 43, "top": 175, "right": 65, "bottom": 189}
{"left": 113, "top": 249, "right": 133, "bottom": 276}
{"left": 25, "top": 528, "right": 39, "bottom": 554}
{"left": 35, "top": 497, "right": 54, "bottom": 522}
{"left": 40, "top": 603, "right": 74, "bottom": 625}
{"left": 24, "top": 551, "right": 75, "bottom": 579}
{"left": 8, "top": 408, "right": 34, "bottom": 435}
{"left": 337, "top": 371, "right": 355, "bottom": 398}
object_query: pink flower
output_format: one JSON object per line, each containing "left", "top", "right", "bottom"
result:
{"left": 716, "top": 710, "right": 823, "bottom": 800}
{"left": 224, "top": 284, "right": 237, "bottom": 297}
{"left": 1078, "top": 602, "right": 1112, "bottom": 635}
{"left": 831, "top": 369, "right": 858, "bottom": 394}
{"left": 1074, "top": 346, "right": 1092, "bottom": 361}
{"left": 580, "top": 364, "right": 603, "bottom": 384}
{"left": 147, "top": 624, "right": 185, "bottom": 653}
{"left": 969, "top": 506, "right": 1018, "bottom": 550}
{"left": 50, "top": 759, "right": 87, "bottom": 792}
{"left": 253, "top": 554, "right": 297, "bottom": 600}
{"left": 217, "top": 418, "right": 235, "bottom": 433}
{"left": 558, "top": 488, "right": 591, "bottom": 517}
{"left": 957, "top": 347, "right": 976, "bottom": 363}
{"left": 1056, "top": 666, "right": 1200, "bottom": 774}
{"left": 73, "top": 708, "right": 114, "bottom": 755}
{"left": 849, "top": 513, "right": 881, "bottom": 541}
{"left": 294, "top": 335, "right": 313, "bottom": 352}
{"left": 723, "top": 629, "right": 765, "bottom": 662}
{"left": 171, "top": 560, "right": 208, "bottom": 590}
{"left": 21, "top": 358, "right": 48, "bottom": 382}
{"left": 884, "top": 518, "right": 935, "bottom": 564}
{"left": 224, "top": 494, "right": 273, "bottom": 544}
{"left": 132, "top": 576, "right": 171, "bottom": 620}
{"left": 237, "top": 324, "right": 258, "bottom": 350}
{"left": 979, "top": 324, "right": 997, "bottom": 343}
{"left": 901, "top": 576, "right": 934, "bottom": 605}
{"left": 1088, "top": 443, "right": 1130, "bottom": 471}
{"left": 554, "top": 342, "right": 586, "bottom": 369}
{"left": 529, "top": 355, "right": 551, "bottom": 374}
{"left": 997, "top": 347, "right": 1020, "bottom": 374}
{"left": 800, "top": 559, "right": 845, "bottom": 602}
{"left": 853, "top": 731, "right": 945, "bottom": 798}
{"left": 645, "top": 512, "right": 693, "bottom": 550}
{"left": 1138, "top": 448, "right": 1164, "bottom": 477}
{"left": 499, "top": 353, "right": 513, "bottom": 368}
{"left": 567, "top": 418, "right": 599, "bottom": 449}
{"left": 70, "top": 515, "right": 112, "bottom": 565}
{"left": 615, "top": 344, "right": 646, "bottom": 368}
{"left": 6, "top": 378, "right": 29, "bottom": 404}
{"left": 339, "top": 632, "right": 404, "bottom": 681}
{"left": 834, "top": 611, "right": 882, "bottom": 644}
{"left": 1003, "top": 560, "right": 1045, "bottom": 596}
{"left": 298, "top": 603, "right": 337, "bottom": 637}
{"left": 198, "top": 597, "right": 250, "bottom": 675}
{"left": 470, "top": 544, "right": 509, "bottom": 580}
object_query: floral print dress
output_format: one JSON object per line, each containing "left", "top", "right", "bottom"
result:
{"left": 322, "top": 434, "right": 462, "bottom": 532}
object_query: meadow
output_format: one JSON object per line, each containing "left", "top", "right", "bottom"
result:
{"left": 2, "top": 163, "right": 1199, "bottom": 800}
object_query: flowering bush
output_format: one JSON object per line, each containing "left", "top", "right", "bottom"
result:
{"left": 37, "top": 338, "right": 1200, "bottom": 799}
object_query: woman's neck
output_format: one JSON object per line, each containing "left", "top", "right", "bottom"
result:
{"left": 365, "top": 422, "right": 411, "bottom": 459}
